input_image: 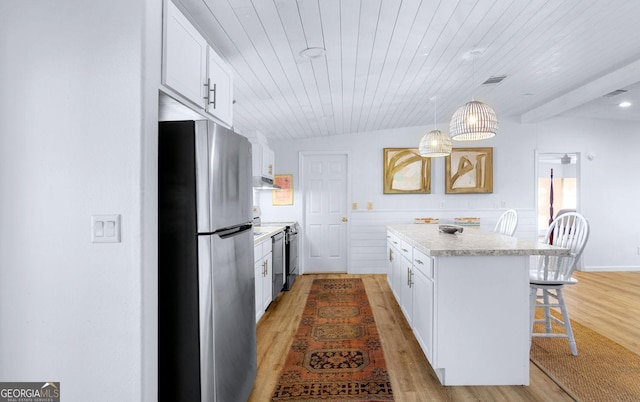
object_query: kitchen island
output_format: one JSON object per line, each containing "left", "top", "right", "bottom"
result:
{"left": 386, "top": 224, "right": 568, "bottom": 386}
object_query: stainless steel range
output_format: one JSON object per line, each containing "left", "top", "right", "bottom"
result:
{"left": 284, "top": 223, "right": 299, "bottom": 290}
{"left": 257, "top": 221, "right": 299, "bottom": 290}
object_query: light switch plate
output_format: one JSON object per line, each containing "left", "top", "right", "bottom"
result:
{"left": 92, "top": 215, "right": 121, "bottom": 243}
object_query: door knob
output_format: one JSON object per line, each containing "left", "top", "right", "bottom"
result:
{"left": 341, "top": 217, "right": 348, "bottom": 222}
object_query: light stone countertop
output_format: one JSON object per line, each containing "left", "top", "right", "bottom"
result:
{"left": 388, "top": 224, "right": 569, "bottom": 257}
{"left": 253, "top": 225, "right": 286, "bottom": 245}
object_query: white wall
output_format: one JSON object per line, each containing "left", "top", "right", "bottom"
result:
{"left": 259, "top": 116, "right": 640, "bottom": 272}
{"left": 534, "top": 117, "right": 640, "bottom": 270}
{"left": 0, "top": 1, "right": 160, "bottom": 400}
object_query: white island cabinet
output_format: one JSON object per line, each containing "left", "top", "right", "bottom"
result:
{"left": 411, "top": 247, "right": 434, "bottom": 364}
{"left": 386, "top": 224, "right": 568, "bottom": 386}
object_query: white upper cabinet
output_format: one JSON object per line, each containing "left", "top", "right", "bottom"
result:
{"left": 252, "top": 143, "right": 274, "bottom": 180}
{"left": 163, "top": 1, "right": 207, "bottom": 107}
{"left": 162, "top": 1, "right": 234, "bottom": 127}
{"left": 262, "top": 146, "right": 274, "bottom": 179}
{"left": 206, "top": 50, "right": 234, "bottom": 126}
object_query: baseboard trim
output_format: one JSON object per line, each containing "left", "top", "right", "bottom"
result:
{"left": 581, "top": 266, "right": 640, "bottom": 272}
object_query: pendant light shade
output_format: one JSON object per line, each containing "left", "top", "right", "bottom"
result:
{"left": 449, "top": 100, "right": 498, "bottom": 141}
{"left": 419, "top": 95, "right": 451, "bottom": 157}
{"left": 419, "top": 129, "right": 452, "bottom": 157}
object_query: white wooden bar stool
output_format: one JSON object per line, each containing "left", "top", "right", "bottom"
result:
{"left": 494, "top": 209, "right": 518, "bottom": 236}
{"left": 529, "top": 212, "right": 589, "bottom": 355}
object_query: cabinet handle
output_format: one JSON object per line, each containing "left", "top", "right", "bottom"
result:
{"left": 407, "top": 267, "right": 410, "bottom": 287}
{"left": 389, "top": 248, "right": 393, "bottom": 262}
{"left": 204, "top": 79, "right": 217, "bottom": 108}
{"left": 415, "top": 259, "right": 423, "bottom": 265}
{"left": 401, "top": 248, "right": 408, "bottom": 253}
{"left": 409, "top": 268, "right": 414, "bottom": 288}
{"left": 268, "top": 164, "right": 273, "bottom": 175}
{"left": 265, "top": 260, "right": 269, "bottom": 275}
{"left": 262, "top": 260, "right": 266, "bottom": 277}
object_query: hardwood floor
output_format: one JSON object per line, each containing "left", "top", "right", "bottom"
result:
{"left": 249, "top": 271, "right": 640, "bottom": 401}
{"left": 563, "top": 271, "right": 640, "bottom": 355}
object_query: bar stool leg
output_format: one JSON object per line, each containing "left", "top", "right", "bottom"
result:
{"left": 556, "top": 288, "right": 578, "bottom": 356}
{"left": 543, "top": 290, "right": 552, "bottom": 333}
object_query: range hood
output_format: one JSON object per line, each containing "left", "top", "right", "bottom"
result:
{"left": 252, "top": 176, "right": 281, "bottom": 190}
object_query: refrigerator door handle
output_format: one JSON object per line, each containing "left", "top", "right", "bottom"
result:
{"left": 213, "top": 223, "right": 253, "bottom": 239}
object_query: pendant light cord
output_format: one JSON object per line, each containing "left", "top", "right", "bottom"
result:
{"left": 471, "top": 55, "right": 476, "bottom": 101}
{"left": 434, "top": 96, "right": 437, "bottom": 128}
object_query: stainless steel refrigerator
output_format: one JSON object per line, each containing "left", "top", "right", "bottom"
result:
{"left": 158, "top": 120, "right": 256, "bottom": 402}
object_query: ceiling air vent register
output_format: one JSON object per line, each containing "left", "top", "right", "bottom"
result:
{"left": 482, "top": 75, "right": 507, "bottom": 85}
{"left": 603, "top": 89, "right": 627, "bottom": 97}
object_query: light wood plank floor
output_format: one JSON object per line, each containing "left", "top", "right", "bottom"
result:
{"left": 249, "top": 271, "right": 640, "bottom": 401}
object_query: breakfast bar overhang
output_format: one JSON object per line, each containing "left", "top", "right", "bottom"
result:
{"left": 387, "top": 224, "right": 569, "bottom": 386}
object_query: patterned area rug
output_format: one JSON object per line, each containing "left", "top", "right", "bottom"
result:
{"left": 531, "top": 309, "right": 640, "bottom": 401}
{"left": 272, "top": 278, "right": 394, "bottom": 401}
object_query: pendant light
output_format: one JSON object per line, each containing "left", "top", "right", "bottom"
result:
{"left": 419, "top": 96, "right": 452, "bottom": 157}
{"left": 449, "top": 51, "right": 498, "bottom": 141}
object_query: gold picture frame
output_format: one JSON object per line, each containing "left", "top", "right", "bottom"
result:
{"left": 272, "top": 174, "right": 294, "bottom": 205}
{"left": 383, "top": 148, "right": 431, "bottom": 194}
{"left": 445, "top": 147, "right": 493, "bottom": 194}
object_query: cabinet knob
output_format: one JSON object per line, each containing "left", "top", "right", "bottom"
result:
{"left": 341, "top": 217, "right": 348, "bottom": 222}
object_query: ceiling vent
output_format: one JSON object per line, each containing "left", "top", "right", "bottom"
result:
{"left": 603, "top": 89, "right": 627, "bottom": 97}
{"left": 481, "top": 75, "right": 507, "bottom": 85}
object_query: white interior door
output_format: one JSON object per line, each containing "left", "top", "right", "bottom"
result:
{"left": 302, "top": 153, "right": 349, "bottom": 273}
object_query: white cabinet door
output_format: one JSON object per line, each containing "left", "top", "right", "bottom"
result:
{"left": 386, "top": 240, "right": 394, "bottom": 288}
{"left": 252, "top": 143, "right": 275, "bottom": 179}
{"left": 206, "top": 49, "right": 234, "bottom": 126}
{"left": 163, "top": 1, "right": 207, "bottom": 107}
{"left": 254, "top": 241, "right": 273, "bottom": 322}
{"left": 254, "top": 258, "right": 264, "bottom": 322}
{"left": 391, "top": 243, "right": 403, "bottom": 301}
{"left": 412, "top": 256, "right": 434, "bottom": 363}
{"left": 388, "top": 232, "right": 401, "bottom": 299}
{"left": 262, "top": 146, "right": 274, "bottom": 179}
{"left": 400, "top": 256, "right": 413, "bottom": 326}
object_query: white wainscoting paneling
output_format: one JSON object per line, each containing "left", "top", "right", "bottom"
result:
{"left": 349, "top": 208, "right": 537, "bottom": 274}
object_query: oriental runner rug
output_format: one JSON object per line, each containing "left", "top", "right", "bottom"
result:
{"left": 271, "top": 278, "right": 394, "bottom": 401}
{"left": 530, "top": 309, "right": 640, "bottom": 401}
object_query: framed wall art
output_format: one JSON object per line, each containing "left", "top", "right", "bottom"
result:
{"left": 445, "top": 147, "right": 493, "bottom": 194}
{"left": 383, "top": 148, "right": 431, "bottom": 194}
{"left": 272, "top": 174, "right": 293, "bottom": 205}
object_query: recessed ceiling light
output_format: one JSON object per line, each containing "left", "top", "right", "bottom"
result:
{"left": 300, "top": 47, "right": 325, "bottom": 59}
{"left": 619, "top": 101, "right": 632, "bottom": 108}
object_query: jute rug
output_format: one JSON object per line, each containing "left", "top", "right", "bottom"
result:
{"left": 531, "top": 309, "right": 640, "bottom": 401}
{"left": 272, "top": 278, "right": 394, "bottom": 401}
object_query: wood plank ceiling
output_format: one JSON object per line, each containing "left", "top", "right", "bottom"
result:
{"left": 174, "top": 0, "right": 640, "bottom": 139}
